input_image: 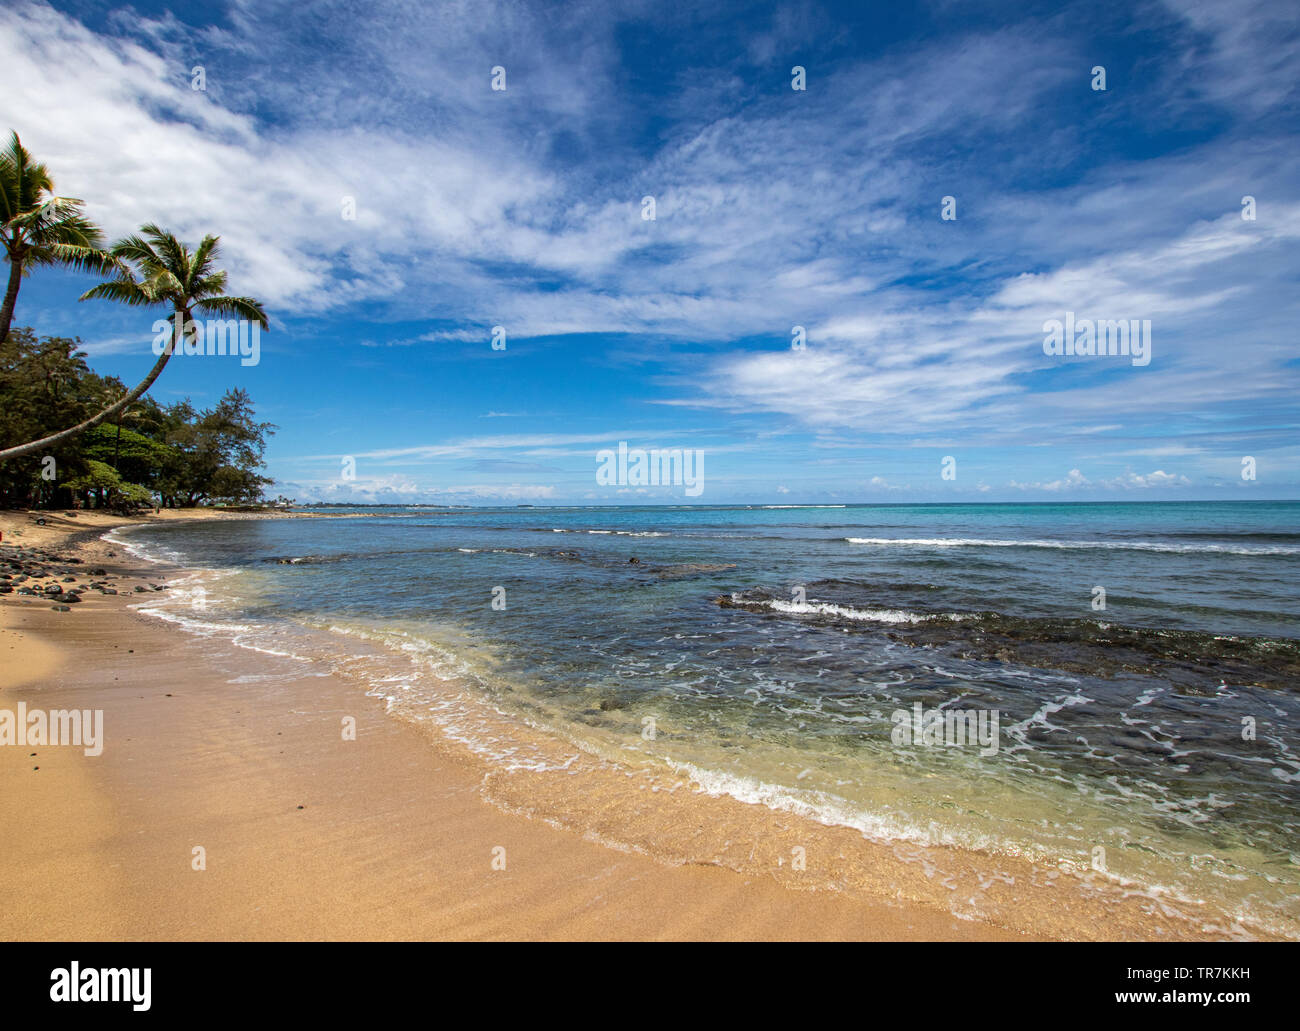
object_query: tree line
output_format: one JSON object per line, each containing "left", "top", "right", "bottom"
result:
{"left": 0, "top": 326, "right": 275, "bottom": 510}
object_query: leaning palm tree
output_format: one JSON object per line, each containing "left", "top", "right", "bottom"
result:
{"left": 0, "top": 130, "right": 112, "bottom": 343}
{"left": 0, "top": 224, "right": 269, "bottom": 461}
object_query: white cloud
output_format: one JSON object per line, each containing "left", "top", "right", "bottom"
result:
{"left": 1042, "top": 469, "right": 1090, "bottom": 491}
{"left": 1010, "top": 467, "right": 1191, "bottom": 491}
{"left": 278, "top": 475, "right": 557, "bottom": 503}
{"left": 1102, "top": 470, "right": 1191, "bottom": 489}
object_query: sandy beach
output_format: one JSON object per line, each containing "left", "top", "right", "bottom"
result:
{"left": 0, "top": 510, "right": 1035, "bottom": 941}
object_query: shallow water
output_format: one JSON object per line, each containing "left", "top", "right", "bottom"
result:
{"left": 110, "top": 501, "right": 1300, "bottom": 938}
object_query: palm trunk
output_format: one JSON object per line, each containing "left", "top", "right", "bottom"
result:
{"left": 0, "top": 306, "right": 184, "bottom": 462}
{"left": 0, "top": 249, "right": 24, "bottom": 344}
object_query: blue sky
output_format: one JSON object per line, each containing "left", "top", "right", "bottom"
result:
{"left": 2, "top": 0, "right": 1298, "bottom": 503}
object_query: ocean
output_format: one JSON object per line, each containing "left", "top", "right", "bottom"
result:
{"left": 108, "top": 501, "right": 1300, "bottom": 938}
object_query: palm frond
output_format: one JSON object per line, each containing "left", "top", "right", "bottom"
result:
{"left": 10, "top": 194, "right": 86, "bottom": 226}
{"left": 191, "top": 269, "right": 229, "bottom": 297}
{"left": 26, "top": 210, "right": 105, "bottom": 249}
{"left": 79, "top": 278, "right": 157, "bottom": 306}
{"left": 0, "top": 133, "right": 53, "bottom": 223}
{"left": 194, "top": 294, "right": 269, "bottom": 329}
{"left": 27, "top": 243, "right": 121, "bottom": 275}
{"left": 141, "top": 223, "right": 189, "bottom": 275}
{"left": 143, "top": 267, "right": 184, "bottom": 300}
{"left": 189, "top": 234, "right": 221, "bottom": 284}
{"left": 0, "top": 132, "right": 54, "bottom": 228}
{"left": 109, "top": 233, "right": 163, "bottom": 268}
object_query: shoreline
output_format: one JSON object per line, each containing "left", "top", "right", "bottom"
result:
{"left": 0, "top": 509, "right": 1281, "bottom": 941}
{"left": 0, "top": 510, "right": 1030, "bottom": 941}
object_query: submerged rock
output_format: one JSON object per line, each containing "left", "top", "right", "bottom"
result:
{"left": 716, "top": 589, "right": 1300, "bottom": 693}
{"left": 650, "top": 562, "right": 738, "bottom": 580}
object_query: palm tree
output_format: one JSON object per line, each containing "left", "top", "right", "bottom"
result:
{"left": 0, "top": 224, "right": 269, "bottom": 462}
{"left": 0, "top": 131, "right": 111, "bottom": 343}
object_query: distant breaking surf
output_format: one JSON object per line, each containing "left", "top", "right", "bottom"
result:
{"left": 845, "top": 537, "right": 1300, "bottom": 555}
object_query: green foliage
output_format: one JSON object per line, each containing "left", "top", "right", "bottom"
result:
{"left": 116, "top": 480, "right": 155, "bottom": 506}
{"left": 83, "top": 420, "right": 173, "bottom": 488}
{"left": 1, "top": 131, "right": 112, "bottom": 343}
{"left": 64, "top": 460, "right": 152, "bottom": 511}
{"left": 0, "top": 327, "right": 275, "bottom": 508}
{"left": 162, "top": 388, "right": 275, "bottom": 506}
{"left": 65, "top": 458, "right": 120, "bottom": 490}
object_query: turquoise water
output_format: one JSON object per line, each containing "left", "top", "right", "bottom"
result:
{"left": 117, "top": 501, "right": 1300, "bottom": 936}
